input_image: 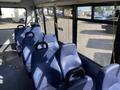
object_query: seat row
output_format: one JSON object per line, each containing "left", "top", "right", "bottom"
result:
{"left": 14, "top": 22, "right": 120, "bottom": 90}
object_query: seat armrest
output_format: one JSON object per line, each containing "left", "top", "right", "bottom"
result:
{"left": 65, "top": 67, "right": 85, "bottom": 83}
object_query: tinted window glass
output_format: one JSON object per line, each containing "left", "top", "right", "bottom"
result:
{"left": 94, "top": 6, "right": 115, "bottom": 21}
{"left": 0, "top": 8, "right": 26, "bottom": 29}
{"left": 77, "top": 6, "right": 92, "bottom": 19}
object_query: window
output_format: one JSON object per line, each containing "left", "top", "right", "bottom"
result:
{"left": 56, "top": 6, "right": 73, "bottom": 43}
{"left": 77, "top": 6, "right": 92, "bottom": 19}
{"left": 43, "top": 7, "right": 54, "bottom": 16}
{"left": 47, "top": 8, "right": 54, "bottom": 16}
{"left": 43, "top": 7, "right": 55, "bottom": 34}
{"left": 57, "top": 18, "right": 72, "bottom": 43}
{"left": 56, "top": 8, "right": 64, "bottom": 17}
{"left": 0, "top": 8, "right": 26, "bottom": 29}
{"left": 77, "top": 20, "right": 115, "bottom": 66}
{"left": 36, "top": 8, "right": 45, "bottom": 33}
{"left": 43, "top": 8, "right": 48, "bottom": 15}
{"left": 56, "top": 7, "right": 73, "bottom": 17}
{"left": 64, "top": 7, "right": 73, "bottom": 17}
{"left": 94, "top": 6, "right": 115, "bottom": 21}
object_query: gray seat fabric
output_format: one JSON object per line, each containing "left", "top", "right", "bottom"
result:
{"left": 31, "top": 26, "right": 44, "bottom": 42}
{"left": 60, "top": 44, "right": 82, "bottom": 77}
{"left": 44, "top": 34, "right": 59, "bottom": 51}
{"left": 32, "top": 34, "right": 59, "bottom": 72}
{"left": 15, "top": 26, "right": 31, "bottom": 53}
{"left": 97, "top": 64, "right": 120, "bottom": 90}
{"left": 32, "top": 48, "right": 62, "bottom": 90}
{"left": 33, "top": 67, "right": 56, "bottom": 90}
{"left": 59, "top": 44, "right": 93, "bottom": 90}
{"left": 15, "top": 24, "right": 43, "bottom": 53}
{"left": 22, "top": 32, "right": 36, "bottom": 72}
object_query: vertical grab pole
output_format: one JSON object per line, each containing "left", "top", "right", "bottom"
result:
{"left": 72, "top": 5, "right": 77, "bottom": 45}
{"left": 53, "top": 6, "right": 58, "bottom": 40}
{"left": 111, "top": 10, "right": 120, "bottom": 64}
{"left": 91, "top": 6, "right": 95, "bottom": 21}
{"left": 42, "top": 8, "right": 47, "bottom": 34}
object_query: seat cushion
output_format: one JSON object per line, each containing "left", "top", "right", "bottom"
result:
{"left": 59, "top": 76, "right": 93, "bottom": 90}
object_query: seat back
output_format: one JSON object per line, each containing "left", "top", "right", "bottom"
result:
{"left": 44, "top": 34, "right": 59, "bottom": 51}
{"left": 97, "top": 64, "right": 120, "bottom": 90}
{"left": 60, "top": 44, "right": 82, "bottom": 78}
{"left": 15, "top": 24, "right": 43, "bottom": 52}
{"left": 15, "top": 26, "right": 31, "bottom": 52}
{"left": 15, "top": 25, "right": 25, "bottom": 42}
{"left": 15, "top": 23, "right": 41, "bottom": 44}
{"left": 31, "top": 43, "right": 62, "bottom": 89}
{"left": 22, "top": 32, "right": 36, "bottom": 72}
{"left": 31, "top": 25, "right": 44, "bottom": 42}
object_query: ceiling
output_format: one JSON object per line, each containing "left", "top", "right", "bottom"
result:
{"left": 0, "top": 0, "right": 120, "bottom": 7}
{"left": 0, "top": 0, "right": 21, "bottom": 3}
{"left": 34, "top": 0, "right": 120, "bottom": 7}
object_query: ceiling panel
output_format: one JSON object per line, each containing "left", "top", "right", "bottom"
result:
{"left": 0, "top": 0, "right": 21, "bottom": 3}
{"left": 35, "top": 0, "right": 120, "bottom": 7}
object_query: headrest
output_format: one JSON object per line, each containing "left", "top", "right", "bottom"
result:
{"left": 44, "top": 35, "right": 57, "bottom": 43}
{"left": 31, "top": 22, "right": 40, "bottom": 27}
{"left": 35, "top": 41, "right": 48, "bottom": 50}
{"left": 17, "top": 25, "right": 25, "bottom": 29}
{"left": 61, "top": 43, "right": 77, "bottom": 56}
{"left": 25, "top": 32, "right": 34, "bottom": 38}
{"left": 44, "top": 34, "right": 59, "bottom": 51}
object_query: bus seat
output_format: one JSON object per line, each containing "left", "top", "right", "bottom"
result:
{"left": 59, "top": 44, "right": 93, "bottom": 90}
{"left": 30, "top": 23, "right": 44, "bottom": 42}
{"left": 15, "top": 26, "right": 31, "bottom": 53}
{"left": 97, "top": 64, "right": 120, "bottom": 90}
{"left": 22, "top": 32, "right": 36, "bottom": 72}
{"left": 79, "top": 53, "right": 120, "bottom": 90}
{"left": 44, "top": 34, "right": 59, "bottom": 51}
{"left": 31, "top": 42, "right": 62, "bottom": 90}
{"left": 79, "top": 53, "right": 102, "bottom": 89}
{"left": 32, "top": 43, "right": 93, "bottom": 90}
{"left": 15, "top": 24, "right": 43, "bottom": 54}
{"left": 15, "top": 25, "right": 25, "bottom": 42}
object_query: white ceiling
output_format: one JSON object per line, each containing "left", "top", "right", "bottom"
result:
{"left": 0, "top": 0, "right": 21, "bottom": 3}
{"left": 35, "top": 0, "right": 120, "bottom": 6}
{"left": 0, "top": 0, "right": 120, "bottom": 7}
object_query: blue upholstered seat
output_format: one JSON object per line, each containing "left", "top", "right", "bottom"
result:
{"left": 31, "top": 44, "right": 61, "bottom": 90}
{"left": 59, "top": 44, "right": 93, "bottom": 90}
{"left": 97, "top": 64, "right": 120, "bottom": 90}
{"left": 31, "top": 43, "right": 93, "bottom": 90}
{"left": 15, "top": 24, "right": 43, "bottom": 53}
{"left": 43, "top": 34, "right": 59, "bottom": 51}
{"left": 22, "top": 32, "right": 37, "bottom": 72}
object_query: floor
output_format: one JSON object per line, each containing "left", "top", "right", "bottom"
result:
{"left": 0, "top": 44, "right": 34, "bottom": 90}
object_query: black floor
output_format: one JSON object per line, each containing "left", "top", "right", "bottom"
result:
{"left": 0, "top": 44, "right": 34, "bottom": 90}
